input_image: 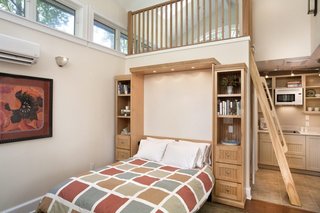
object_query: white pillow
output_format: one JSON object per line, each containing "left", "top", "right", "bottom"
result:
{"left": 133, "top": 139, "right": 168, "bottom": 162}
{"left": 146, "top": 137, "right": 175, "bottom": 143}
{"left": 178, "top": 140, "right": 211, "bottom": 168}
{"left": 161, "top": 142, "right": 200, "bottom": 169}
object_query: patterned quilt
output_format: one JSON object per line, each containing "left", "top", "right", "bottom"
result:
{"left": 37, "top": 158, "right": 214, "bottom": 213}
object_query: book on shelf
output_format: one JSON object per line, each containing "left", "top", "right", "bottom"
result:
{"left": 218, "top": 99, "right": 241, "bottom": 116}
{"left": 118, "top": 83, "right": 130, "bottom": 95}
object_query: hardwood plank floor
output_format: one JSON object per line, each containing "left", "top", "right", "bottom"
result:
{"left": 199, "top": 200, "right": 314, "bottom": 213}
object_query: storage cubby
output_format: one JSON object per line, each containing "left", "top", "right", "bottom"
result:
{"left": 275, "top": 76, "right": 302, "bottom": 88}
{"left": 304, "top": 74, "right": 320, "bottom": 114}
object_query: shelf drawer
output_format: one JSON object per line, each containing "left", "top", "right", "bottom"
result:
{"left": 116, "top": 149, "right": 130, "bottom": 161}
{"left": 215, "top": 163, "right": 242, "bottom": 183}
{"left": 116, "top": 135, "right": 130, "bottom": 149}
{"left": 215, "top": 180, "right": 242, "bottom": 201}
{"left": 216, "top": 145, "right": 242, "bottom": 165}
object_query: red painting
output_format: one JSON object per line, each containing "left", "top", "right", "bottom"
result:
{"left": 0, "top": 73, "right": 52, "bottom": 144}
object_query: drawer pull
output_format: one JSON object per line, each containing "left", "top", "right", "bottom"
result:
{"left": 225, "top": 170, "right": 231, "bottom": 175}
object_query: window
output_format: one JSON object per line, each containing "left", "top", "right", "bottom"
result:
{"left": 120, "top": 33, "right": 128, "bottom": 54}
{"left": 0, "top": 0, "right": 25, "bottom": 16}
{"left": 93, "top": 20, "right": 115, "bottom": 49}
{"left": 36, "top": 0, "right": 75, "bottom": 35}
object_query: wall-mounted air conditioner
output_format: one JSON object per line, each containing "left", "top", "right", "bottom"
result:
{"left": 0, "top": 33, "right": 40, "bottom": 65}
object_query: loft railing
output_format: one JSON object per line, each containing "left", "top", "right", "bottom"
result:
{"left": 127, "top": 0, "right": 251, "bottom": 55}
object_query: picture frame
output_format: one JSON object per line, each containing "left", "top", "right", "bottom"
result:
{"left": 0, "top": 73, "right": 53, "bottom": 144}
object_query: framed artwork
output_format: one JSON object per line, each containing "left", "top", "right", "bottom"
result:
{"left": 0, "top": 73, "right": 53, "bottom": 144}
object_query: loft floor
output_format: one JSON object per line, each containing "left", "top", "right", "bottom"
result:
{"left": 252, "top": 169, "right": 320, "bottom": 212}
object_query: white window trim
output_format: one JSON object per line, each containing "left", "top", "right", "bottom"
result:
{"left": 90, "top": 9, "right": 128, "bottom": 54}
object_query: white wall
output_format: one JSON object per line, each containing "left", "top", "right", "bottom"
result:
{"left": 0, "top": 18, "right": 125, "bottom": 211}
{"left": 310, "top": 2, "right": 320, "bottom": 52}
{"left": 144, "top": 70, "right": 212, "bottom": 140}
{"left": 252, "top": 0, "right": 312, "bottom": 61}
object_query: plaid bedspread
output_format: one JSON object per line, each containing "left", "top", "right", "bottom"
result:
{"left": 37, "top": 158, "right": 214, "bottom": 213}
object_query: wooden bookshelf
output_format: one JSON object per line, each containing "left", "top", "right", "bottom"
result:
{"left": 212, "top": 64, "right": 247, "bottom": 208}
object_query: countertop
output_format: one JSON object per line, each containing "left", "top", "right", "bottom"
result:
{"left": 258, "top": 129, "right": 320, "bottom": 136}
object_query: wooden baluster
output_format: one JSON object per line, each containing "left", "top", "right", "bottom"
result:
{"left": 186, "top": 0, "right": 188, "bottom": 45}
{"left": 209, "top": 0, "right": 212, "bottom": 41}
{"left": 191, "top": 0, "right": 194, "bottom": 44}
{"left": 228, "top": 0, "right": 231, "bottom": 38}
{"left": 197, "top": 0, "right": 200, "bottom": 43}
{"left": 181, "top": 0, "right": 183, "bottom": 46}
{"left": 138, "top": 12, "right": 141, "bottom": 53}
{"left": 203, "top": 0, "right": 205, "bottom": 42}
{"left": 175, "top": 1, "right": 178, "bottom": 47}
{"left": 161, "top": 6, "right": 163, "bottom": 49}
{"left": 147, "top": 10, "right": 149, "bottom": 52}
{"left": 215, "top": 0, "right": 218, "bottom": 40}
{"left": 151, "top": 9, "right": 154, "bottom": 51}
{"left": 165, "top": 5, "right": 168, "bottom": 49}
{"left": 235, "top": 0, "right": 239, "bottom": 37}
{"left": 243, "top": 0, "right": 251, "bottom": 36}
{"left": 142, "top": 12, "right": 145, "bottom": 52}
{"left": 133, "top": 14, "right": 136, "bottom": 54}
{"left": 156, "top": 7, "right": 158, "bottom": 50}
{"left": 222, "top": 0, "right": 224, "bottom": 39}
{"left": 170, "top": 3, "right": 173, "bottom": 48}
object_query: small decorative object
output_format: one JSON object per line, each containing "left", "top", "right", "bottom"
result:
{"left": 0, "top": 73, "right": 53, "bottom": 144}
{"left": 121, "top": 127, "right": 129, "bottom": 135}
{"left": 306, "top": 89, "right": 316, "bottom": 97}
{"left": 314, "top": 107, "right": 320, "bottom": 111}
{"left": 120, "top": 106, "right": 130, "bottom": 116}
{"left": 308, "top": 107, "right": 313, "bottom": 111}
{"left": 221, "top": 74, "right": 240, "bottom": 94}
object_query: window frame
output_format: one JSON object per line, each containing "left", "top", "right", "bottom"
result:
{"left": 0, "top": 0, "right": 26, "bottom": 17}
{"left": 93, "top": 18, "right": 116, "bottom": 49}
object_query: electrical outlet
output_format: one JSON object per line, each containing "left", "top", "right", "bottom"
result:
{"left": 305, "top": 115, "right": 310, "bottom": 121}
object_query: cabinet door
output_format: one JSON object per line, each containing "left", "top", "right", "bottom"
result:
{"left": 258, "top": 133, "right": 277, "bottom": 166}
{"left": 306, "top": 136, "right": 320, "bottom": 172}
{"left": 284, "top": 135, "right": 305, "bottom": 156}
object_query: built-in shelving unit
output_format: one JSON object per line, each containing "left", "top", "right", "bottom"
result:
{"left": 304, "top": 74, "right": 320, "bottom": 114}
{"left": 115, "top": 75, "right": 132, "bottom": 161}
{"left": 213, "top": 64, "right": 247, "bottom": 208}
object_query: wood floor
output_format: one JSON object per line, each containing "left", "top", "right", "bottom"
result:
{"left": 199, "top": 200, "right": 314, "bottom": 213}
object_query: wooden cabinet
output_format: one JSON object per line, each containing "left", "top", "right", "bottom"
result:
{"left": 212, "top": 64, "right": 246, "bottom": 208}
{"left": 258, "top": 133, "right": 306, "bottom": 170}
{"left": 306, "top": 136, "right": 320, "bottom": 172}
{"left": 304, "top": 74, "right": 320, "bottom": 114}
{"left": 115, "top": 75, "right": 132, "bottom": 161}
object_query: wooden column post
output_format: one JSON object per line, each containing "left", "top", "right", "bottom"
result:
{"left": 128, "top": 11, "right": 133, "bottom": 55}
{"left": 242, "top": 0, "right": 252, "bottom": 37}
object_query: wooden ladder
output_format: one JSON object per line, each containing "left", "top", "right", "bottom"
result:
{"left": 249, "top": 51, "right": 301, "bottom": 206}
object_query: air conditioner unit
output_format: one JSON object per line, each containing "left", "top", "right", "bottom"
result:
{"left": 0, "top": 33, "right": 40, "bottom": 65}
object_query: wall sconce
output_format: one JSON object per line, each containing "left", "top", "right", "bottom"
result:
{"left": 308, "top": 0, "right": 318, "bottom": 16}
{"left": 55, "top": 56, "right": 69, "bottom": 67}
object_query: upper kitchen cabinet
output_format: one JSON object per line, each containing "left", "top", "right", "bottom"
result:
{"left": 304, "top": 74, "right": 320, "bottom": 114}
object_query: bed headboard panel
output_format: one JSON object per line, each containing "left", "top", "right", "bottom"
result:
{"left": 143, "top": 135, "right": 212, "bottom": 144}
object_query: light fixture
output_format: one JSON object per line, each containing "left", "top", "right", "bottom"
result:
{"left": 308, "top": 0, "right": 318, "bottom": 16}
{"left": 265, "top": 72, "right": 269, "bottom": 78}
{"left": 55, "top": 56, "right": 69, "bottom": 67}
{"left": 152, "top": 70, "right": 157, "bottom": 73}
{"left": 291, "top": 71, "right": 295, "bottom": 76}
{"left": 170, "top": 68, "right": 175, "bottom": 71}
{"left": 191, "top": 66, "right": 195, "bottom": 69}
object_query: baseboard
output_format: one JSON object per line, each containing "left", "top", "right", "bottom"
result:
{"left": 246, "top": 187, "right": 252, "bottom": 200}
{"left": 3, "top": 196, "right": 42, "bottom": 213}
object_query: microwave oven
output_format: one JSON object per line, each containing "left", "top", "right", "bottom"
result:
{"left": 275, "top": 88, "right": 303, "bottom": 105}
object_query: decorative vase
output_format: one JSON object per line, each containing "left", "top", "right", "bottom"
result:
{"left": 227, "top": 86, "right": 233, "bottom": 94}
